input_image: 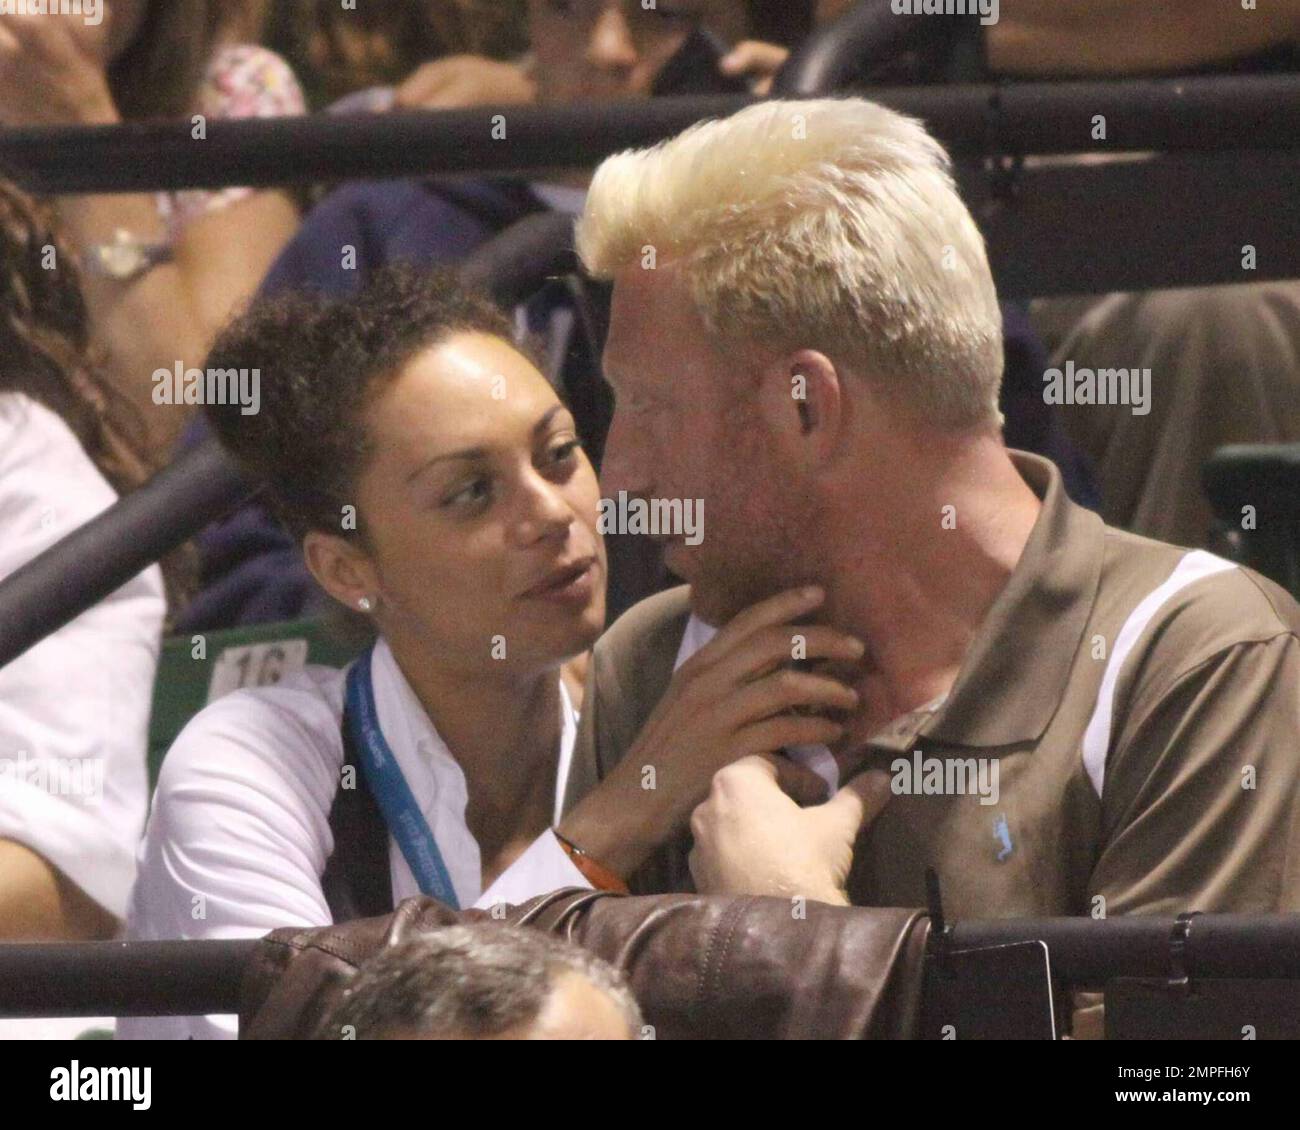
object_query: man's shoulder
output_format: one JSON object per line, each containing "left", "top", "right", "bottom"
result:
{"left": 1101, "top": 530, "right": 1300, "bottom": 704}
{"left": 593, "top": 585, "right": 693, "bottom": 674}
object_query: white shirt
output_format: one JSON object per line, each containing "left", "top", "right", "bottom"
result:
{"left": 119, "top": 637, "right": 588, "bottom": 1040}
{"left": 0, "top": 393, "right": 165, "bottom": 1039}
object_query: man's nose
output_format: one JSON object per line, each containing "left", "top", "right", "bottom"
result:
{"left": 587, "top": 4, "right": 638, "bottom": 72}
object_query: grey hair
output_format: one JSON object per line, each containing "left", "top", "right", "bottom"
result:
{"left": 312, "top": 923, "right": 643, "bottom": 1040}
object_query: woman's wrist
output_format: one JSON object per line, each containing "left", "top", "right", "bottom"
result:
{"left": 557, "top": 773, "right": 674, "bottom": 881}
{"left": 552, "top": 829, "right": 629, "bottom": 894}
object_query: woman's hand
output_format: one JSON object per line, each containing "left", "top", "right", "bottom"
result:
{"left": 395, "top": 55, "right": 537, "bottom": 111}
{"left": 718, "top": 40, "right": 791, "bottom": 96}
{"left": 0, "top": 14, "right": 118, "bottom": 125}
{"left": 560, "top": 586, "right": 866, "bottom": 878}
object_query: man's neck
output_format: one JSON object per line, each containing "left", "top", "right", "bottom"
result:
{"left": 818, "top": 441, "right": 1043, "bottom": 733}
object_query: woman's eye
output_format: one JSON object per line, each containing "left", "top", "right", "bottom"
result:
{"left": 549, "top": 439, "right": 583, "bottom": 464}
{"left": 445, "top": 478, "right": 491, "bottom": 509}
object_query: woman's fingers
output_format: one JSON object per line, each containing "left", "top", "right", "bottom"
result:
{"left": 686, "top": 586, "right": 826, "bottom": 672}
{"left": 722, "top": 669, "right": 859, "bottom": 740}
{"left": 712, "top": 623, "right": 865, "bottom": 685}
{"left": 739, "top": 714, "right": 847, "bottom": 760}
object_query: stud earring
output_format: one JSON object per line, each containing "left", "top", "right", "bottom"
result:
{"left": 357, "top": 596, "right": 373, "bottom": 612}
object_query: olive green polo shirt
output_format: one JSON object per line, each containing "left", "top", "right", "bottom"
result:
{"left": 565, "top": 450, "right": 1300, "bottom": 925}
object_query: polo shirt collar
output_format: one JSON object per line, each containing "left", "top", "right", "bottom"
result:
{"left": 917, "top": 449, "right": 1104, "bottom": 748}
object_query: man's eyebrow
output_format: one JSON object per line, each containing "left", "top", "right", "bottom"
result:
{"left": 405, "top": 407, "right": 569, "bottom": 483}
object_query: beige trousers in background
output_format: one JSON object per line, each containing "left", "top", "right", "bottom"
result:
{"left": 1032, "top": 281, "right": 1300, "bottom": 549}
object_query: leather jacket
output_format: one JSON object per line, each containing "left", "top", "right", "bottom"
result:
{"left": 239, "top": 889, "right": 931, "bottom": 1040}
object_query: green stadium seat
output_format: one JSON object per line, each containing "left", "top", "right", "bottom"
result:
{"left": 146, "top": 619, "right": 363, "bottom": 789}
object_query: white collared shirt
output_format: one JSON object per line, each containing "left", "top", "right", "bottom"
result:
{"left": 119, "top": 637, "right": 587, "bottom": 1040}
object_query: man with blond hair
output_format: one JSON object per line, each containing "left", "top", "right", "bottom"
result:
{"left": 553, "top": 99, "right": 1300, "bottom": 984}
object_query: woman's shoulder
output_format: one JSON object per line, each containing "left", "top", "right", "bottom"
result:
{"left": 154, "top": 663, "right": 349, "bottom": 811}
{"left": 0, "top": 391, "right": 118, "bottom": 527}
{"left": 0, "top": 391, "right": 102, "bottom": 473}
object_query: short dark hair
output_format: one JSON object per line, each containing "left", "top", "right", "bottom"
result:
{"left": 311, "top": 924, "right": 643, "bottom": 1040}
{"left": 203, "top": 265, "right": 513, "bottom": 546}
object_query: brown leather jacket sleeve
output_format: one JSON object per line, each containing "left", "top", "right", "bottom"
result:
{"left": 239, "top": 890, "right": 931, "bottom": 1040}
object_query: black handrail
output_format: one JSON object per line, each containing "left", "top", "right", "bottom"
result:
{"left": 0, "top": 939, "right": 256, "bottom": 1018}
{"left": 3, "top": 77, "right": 1300, "bottom": 195}
{"left": 3, "top": 913, "right": 1299, "bottom": 1019}
{"left": 0, "top": 438, "right": 252, "bottom": 671}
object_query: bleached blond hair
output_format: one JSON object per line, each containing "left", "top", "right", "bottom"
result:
{"left": 576, "top": 98, "right": 1005, "bottom": 429}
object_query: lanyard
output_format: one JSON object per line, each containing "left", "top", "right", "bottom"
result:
{"left": 344, "top": 647, "right": 461, "bottom": 910}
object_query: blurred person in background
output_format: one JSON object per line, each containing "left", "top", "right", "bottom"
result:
{"left": 0, "top": 182, "right": 169, "bottom": 1034}
{"left": 986, "top": 1, "right": 1300, "bottom": 549}
{"left": 0, "top": 0, "right": 306, "bottom": 460}
{"left": 312, "top": 925, "right": 642, "bottom": 1040}
{"left": 266, "top": 0, "right": 534, "bottom": 113}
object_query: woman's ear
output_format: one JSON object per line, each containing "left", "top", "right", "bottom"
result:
{"left": 303, "top": 530, "right": 379, "bottom": 613}
{"left": 756, "top": 349, "right": 844, "bottom": 467}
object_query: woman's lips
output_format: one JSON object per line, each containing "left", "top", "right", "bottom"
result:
{"left": 519, "top": 558, "right": 598, "bottom": 605}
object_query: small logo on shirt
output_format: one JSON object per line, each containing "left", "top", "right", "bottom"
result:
{"left": 993, "top": 813, "right": 1014, "bottom": 861}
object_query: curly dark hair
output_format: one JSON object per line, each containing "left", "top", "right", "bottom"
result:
{"left": 0, "top": 180, "right": 193, "bottom": 618}
{"left": 203, "top": 265, "right": 515, "bottom": 547}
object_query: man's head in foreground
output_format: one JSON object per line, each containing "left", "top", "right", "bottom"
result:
{"left": 313, "top": 924, "right": 643, "bottom": 1040}
{"left": 577, "top": 98, "right": 1011, "bottom": 625}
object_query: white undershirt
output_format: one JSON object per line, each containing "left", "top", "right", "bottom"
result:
{"left": 119, "top": 637, "right": 587, "bottom": 1040}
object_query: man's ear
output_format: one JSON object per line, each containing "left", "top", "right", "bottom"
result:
{"left": 756, "top": 349, "right": 844, "bottom": 465}
{"left": 303, "top": 530, "right": 379, "bottom": 613}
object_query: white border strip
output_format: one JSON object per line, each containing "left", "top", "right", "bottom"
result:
{"left": 1081, "top": 550, "right": 1237, "bottom": 798}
